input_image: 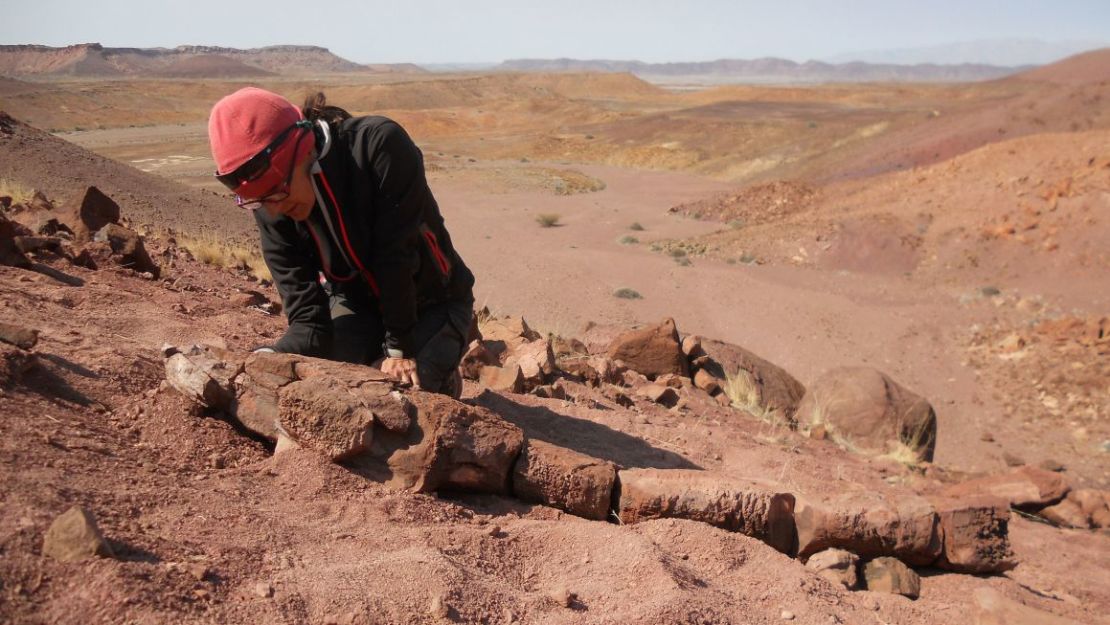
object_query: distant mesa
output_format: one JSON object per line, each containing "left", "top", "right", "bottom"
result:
{"left": 0, "top": 42, "right": 425, "bottom": 78}
{"left": 496, "top": 56, "right": 1029, "bottom": 84}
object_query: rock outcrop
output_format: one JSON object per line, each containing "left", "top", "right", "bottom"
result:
{"left": 70, "top": 186, "right": 120, "bottom": 242}
{"left": 512, "top": 439, "right": 617, "bottom": 520}
{"left": 693, "top": 337, "right": 806, "bottom": 421}
{"left": 794, "top": 493, "right": 942, "bottom": 566}
{"left": 796, "top": 367, "right": 937, "bottom": 462}
{"left": 617, "top": 468, "right": 797, "bottom": 554}
{"left": 943, "top": 465, "right": 1070, "bottom": 511}
{"left": 606, "top": 318, "right": 688, "bottom": 379}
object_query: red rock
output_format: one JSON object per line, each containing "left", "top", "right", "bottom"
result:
{"left": 277, "top": 377, "right": 375, "bottom": 461}
{"left": 1039, "top": 498, "right": 1090, "bottom": 529}
{"left": 795, "top": 367, "right": 936, "bottom": 462}
{"left": 863, "top": 557, "right": 919, "bottom": 599}
{"left": 42, "top": 506, "right": 113, "bottom": 562}
{"left": 512, "top": 439, "right": 617, "bottom": 520}
{"left": 0, "top": 210, "right": 31, "bottom": 268}
{"left": 460, "top": 341, "right": 498, "bottom": 380}
{"left": 794, "top": 493, "right": 941, "bottom": 565}
{"left": 71, "top": 186, "right": 120, "bottom": 241}
{"left": 532, "top": 384, "right": 567, "bottom": 400}
{"left": 697, "top": 338, "right": 806, "bottom": 422}
{"left": 232, "top": 352, "right": 302, "bottom": 438}
{"left": 614, "top": 365, "right": 646, "bottom": 387}
{"left": 349, "top": 383, "right": 411, "bottom": 433}
{"left": 931, "top": 497, "right": 1016, "bottom": 573}
{"left": 606, "top": 318, "right": 688, "bottom": 379}
{"left": 805, "top": 548, "right": 859, "bottom": 590}
{"left": 681, "top": 334, "right": 704, "bottom": 358}
{"left": 655, "top": 373, "right": 686, "bottom": 389}
{"left": 510, "top": 338, "right": 556, "bottom": 386}
{"left": 1067, "top": 488, "right": 1109, "bottom": 519}
{"left": 693, "top": 369, "right": 721, "bottom": 395}
{"left": 943, "top": 465, "right": 1070, "bottom": 510}
{"left": 0, "top": 321, "right": 38, "bottom": 350}
{"left": 0, "top": 342, "right": 36, "bottom": 387}
{"left": 602, "top": 385, "right": 634, "bottom": 408}
{"left": 482, "top": 316, "right": 541, "bottom": 344}
{"left": 93, "top": 223, "right": 160, "bottom": 277}
{"left": 229, "top": 290, "right": 267, "bottom": 308}
{"left": 551, "top": 335, "right": 588, "bottom": 359}
{"left": 481, "top": 316, "right": 541, "bottom": 362}
{"left": 479, "top": 364, "right": 524, "bottom": 393}
{"left": 637, "top": 384, "right": 680, "bottom": 408}
{"left": 164, "top": 345, "right": 242, "bottom": 412}
{"left": 293, "top": 356, "right": 389, "bottom": 385}
{"left": 617, "top": 468, "right": 797, "bottom": 554}
{"left": 369, "top": 392, "right": 524, "bottom": 494}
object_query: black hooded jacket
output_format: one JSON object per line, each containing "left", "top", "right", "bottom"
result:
{"left": 254, "top": 115, "right": 474, "bottom": 358}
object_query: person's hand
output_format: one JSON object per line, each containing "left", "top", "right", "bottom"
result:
{"left": 380, "top": 357, "right": 421, "bottom": 388}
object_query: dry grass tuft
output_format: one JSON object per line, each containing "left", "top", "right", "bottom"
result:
{"left": 177, "top": 233, "right": 271, "bottom": 281}
{"left": 881, "top": 418, "right": 936, "bottom": 468}
{"left": 535, "top": 213, "right": 562, "bottom": 228}
{"left": 0, "top": 178, "right": 36, "bottom": 205}
{"left": 723, "top": 368, "right": 787, "bottom": 426}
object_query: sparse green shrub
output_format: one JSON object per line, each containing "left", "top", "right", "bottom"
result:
{"left": 668, "top": 248, "right": 687, "bottom": 258}
{"left": 629, "top": 222, "right": 645, "bottom": 231}
{"left": 675, "top": 256, "right": 692, "bottom": 267}
{"left": 613, "top": 287, "right": 642, "bottom": 300}
{"left": 536, "top": 213, "right": 562, "bottom": 228}
{"left": 618, "top": 235, "right": 639, "bottom": 245}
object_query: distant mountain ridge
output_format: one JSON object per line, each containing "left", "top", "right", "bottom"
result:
{"left": 827, "top": 38, "right": 1108, "bottom": 66}
{"left": 497, "top": 57, "right": 1029, "bottom": 84}
{"left": 0, "top": 43, "right": 424, "bottom": 78}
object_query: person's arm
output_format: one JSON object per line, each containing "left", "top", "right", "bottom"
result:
{"left": 254, "top": 210, "right": 333, "bottom": 357}
{"left": 361, "top": 120, "right": 430, "bottom": 358}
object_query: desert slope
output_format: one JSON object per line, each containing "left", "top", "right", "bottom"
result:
{"left": 0, "top": 43, "right": 415, "bottom": 78}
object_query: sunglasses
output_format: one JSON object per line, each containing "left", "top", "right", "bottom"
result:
{"left": 214, "top": 121, "right": 311, "bottom": 209}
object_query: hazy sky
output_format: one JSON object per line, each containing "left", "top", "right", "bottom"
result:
{"left": 1, "top": 0, "right": 1107, "bottom": 64}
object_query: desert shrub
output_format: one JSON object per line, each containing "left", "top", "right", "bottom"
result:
{"left": 618, "top": 235, "right": 639, "bottom": 245}
{"left": 668, "top": 248, "right": 687, "bottom": 258}
{"left": 613, "top": 287, "right": 642, "bottom": 300}
{"left": 629, "top": 222, "right": 645, "bottom": 231}
{"left": 535, "top": 213, "right": 562, "bottom": 228}
{"left": 728, "top": 219, "right": 745, "bottom": 230}
{"left": 674, "top": 256, "right": 692, "bottom": 267}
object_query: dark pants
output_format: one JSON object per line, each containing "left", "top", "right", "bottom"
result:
{"left": 330, "top": 294, "right": 472, "bottom": 396}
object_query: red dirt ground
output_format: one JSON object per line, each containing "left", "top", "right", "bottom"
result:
{"left": 2, "top": 50, "right": 1109, "bottom": 624}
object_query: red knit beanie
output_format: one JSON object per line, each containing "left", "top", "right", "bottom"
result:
{"left": 208, "top": 87, "right": 312, "bottom": 197}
